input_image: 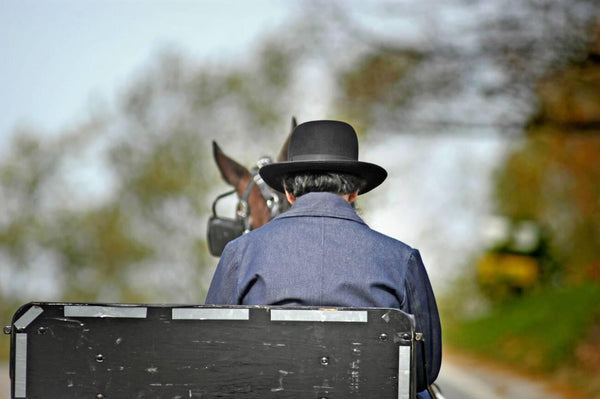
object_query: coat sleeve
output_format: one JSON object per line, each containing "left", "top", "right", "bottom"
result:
{"left": 404, "top": 249, "right": 442, "bottom": 391}
{"left": 204, "top": 243, "right": 240, "bottom": 305}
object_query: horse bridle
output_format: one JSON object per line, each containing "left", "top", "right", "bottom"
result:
{"left": 207, "top": 156, "right": 283, "bottom": 257}
{"left": 238, "top": 156, "right": 283, "bottom": 231}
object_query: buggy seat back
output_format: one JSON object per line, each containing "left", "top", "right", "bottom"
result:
{"left": 6, "top": 303, "right": 417, "bottom": 398}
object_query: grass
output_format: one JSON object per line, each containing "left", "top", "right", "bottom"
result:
{"left": 442, "top": 282, "right": 600, "bottom": 395}
{"left": 0, "top": 302, "right": 22, "bottom": 361}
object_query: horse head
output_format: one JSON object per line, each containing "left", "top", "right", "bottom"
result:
{"left": 207, "top": 118, "right": 296, "bottom": 256}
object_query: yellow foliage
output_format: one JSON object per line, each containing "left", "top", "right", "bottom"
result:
{"left": 477, "top": 252, "right": 539, "bottom": 289}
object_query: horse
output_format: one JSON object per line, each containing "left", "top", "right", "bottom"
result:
{"left": 207, "top": 118, "right": 296, "bottom": 256}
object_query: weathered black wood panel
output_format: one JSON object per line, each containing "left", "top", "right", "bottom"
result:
{"left": 8, "top": 303, "right": 416, "bottom": 398}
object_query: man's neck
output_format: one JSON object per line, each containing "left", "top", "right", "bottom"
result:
{"left": 286, "top": 190, "right": 358, "bottom": 205}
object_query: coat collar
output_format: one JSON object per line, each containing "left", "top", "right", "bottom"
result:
{"left": 274, "top": 192, "right": 366, "bottom": 224}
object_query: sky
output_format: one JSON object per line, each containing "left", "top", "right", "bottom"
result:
{"left": 1, "top": 0, "right": 293, "bottom": 139}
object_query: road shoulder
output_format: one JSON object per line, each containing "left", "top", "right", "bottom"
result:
{"left": 437, "top": 349, "right": 581, "bottom": 399}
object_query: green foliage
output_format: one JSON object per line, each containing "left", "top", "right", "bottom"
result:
{"left": 337, "top": 51, "right": 422, "bottom": 130}
{"left": 50, "top": 205, "right": 153, "bottom": 301}
{"left": 0, "top": 39, "right": 298, "bottom": 333}
{"left": 0, "top": 299, "right": 23, "bottom": 358}
{"left": 444, "top": 283, "right": 600, "bottom": 372}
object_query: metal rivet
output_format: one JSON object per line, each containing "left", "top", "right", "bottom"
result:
{"left": 3, "top": 326, "right": 12, "bottom": 335}
{"left": 96, "top": 394, "right": 104, "bottom": 399}
{"left": 402, "top": 333, "right": 411, "bottom": 341}
{"left": 378, "top": 333, "right": 388, "bottom": 341}
{"left": 96, "top": 354, "right": 104, "bottom": 363}
{"left": 320, "top": 356, "right": 329, "bottom": 365}
{"left": 37, "top": 327, "right": 48, "bottom": 335}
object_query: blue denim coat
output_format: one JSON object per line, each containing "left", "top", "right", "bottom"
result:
{"left": 206, "top": 192, "right": 442, "bottom": 391}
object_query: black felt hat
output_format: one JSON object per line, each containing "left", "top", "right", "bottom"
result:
{"left": 259, "top": 120, "right": 387, "bottom": 194}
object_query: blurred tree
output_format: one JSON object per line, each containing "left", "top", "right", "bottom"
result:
{"left": 0, "top": 39, "right": 298, "bottom": 320}
{"left": 475, "top": 216, "right": 557, "bottom": 299}
{"left": 493, "top": 26, "right": 600, "bottom": 284}
{"left": 337, "top": 51, "right": 423, "bottom": 131}
{"left": 309, "top": 0, "right": 600, "bottom": 134}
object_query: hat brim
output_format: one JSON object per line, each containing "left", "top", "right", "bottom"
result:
{"left": 259, "top": 160, "right": 387, "bottom": 195}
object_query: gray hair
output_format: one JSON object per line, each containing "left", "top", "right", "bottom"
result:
{"left": 282, "top": 172, "right": 367, "bottom": 198}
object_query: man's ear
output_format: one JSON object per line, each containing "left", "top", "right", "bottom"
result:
{"left": 285, "top": 190, "right": 296, "bottom": 205}
{"left": 348, "top": 191, "right": 359, "bottom": 203}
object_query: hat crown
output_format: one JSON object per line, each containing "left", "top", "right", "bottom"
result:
{"left": 259, "top": 119, "right": 387, "bottom": 195}
{"left": 288, "top": 120, "right": 358, "bottom": 162}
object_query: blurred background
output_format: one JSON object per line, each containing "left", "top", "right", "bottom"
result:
{"left": 1, "top": 0, "right": 599, "bottom": 397}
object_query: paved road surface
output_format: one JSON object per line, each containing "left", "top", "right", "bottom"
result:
{"left": 1, "top": 356, "right": 569, "bottom": 399}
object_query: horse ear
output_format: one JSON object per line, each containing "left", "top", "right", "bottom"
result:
{"left": 212, "top": 141, "right": 252, "bottom": 188}
{"left": 276, "top": 116, "right": 297, "bottom": 162}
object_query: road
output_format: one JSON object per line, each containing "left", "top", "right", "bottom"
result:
{"left": 436, "top": 353, "right": 569, "bottom": 399}
{"left": 1, "top": 355, "right": 570, "bottom": 399}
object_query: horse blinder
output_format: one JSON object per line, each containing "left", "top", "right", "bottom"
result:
{"left": 207, "top": 190, "right": 246, "bottom": 257}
